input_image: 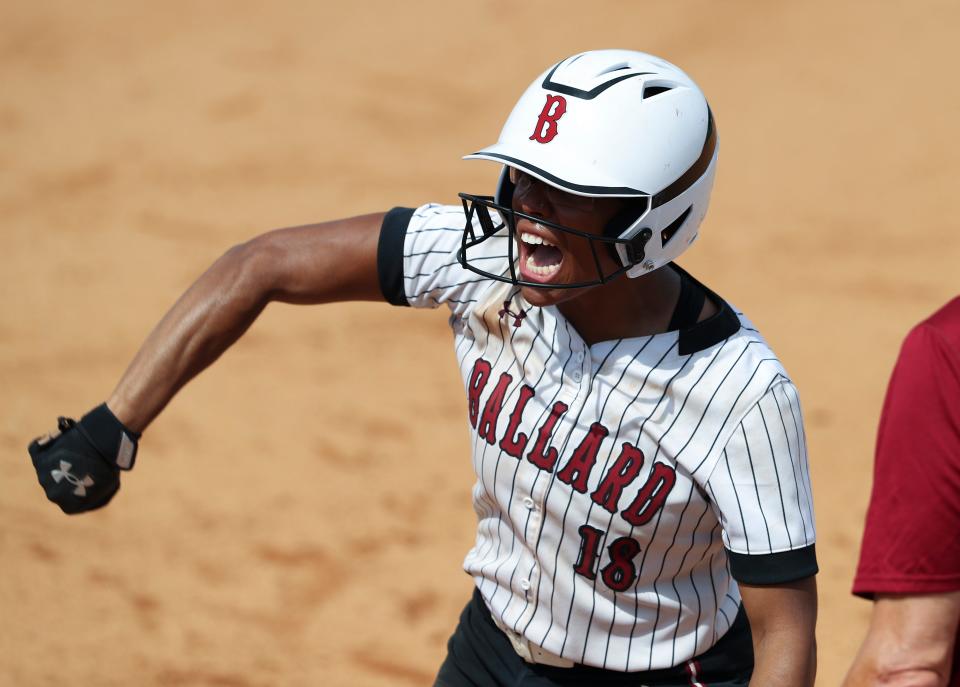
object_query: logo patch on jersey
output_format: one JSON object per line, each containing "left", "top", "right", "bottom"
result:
{"left": 498, "top": 299, "right": 527, "bottom": 328}
{"left": 529, "top": 94, "right": 567, "bottom": 143}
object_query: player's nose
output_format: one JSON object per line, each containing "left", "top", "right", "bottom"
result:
{"left": 513, "top": 178, "right": 554, "bottom": 220}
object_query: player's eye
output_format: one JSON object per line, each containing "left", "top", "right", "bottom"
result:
{"left": 508, "top": 168, "right": 595, "bottom": 212}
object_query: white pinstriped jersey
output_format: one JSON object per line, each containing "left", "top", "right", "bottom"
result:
{"left": 379, "top": 203, "right": 817, "bottom": 672}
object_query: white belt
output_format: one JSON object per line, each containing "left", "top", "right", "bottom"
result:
{"left": 490, "top": 613, "right": 575, "bottom": 668}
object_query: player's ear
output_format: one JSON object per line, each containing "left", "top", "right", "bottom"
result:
{"left": 495, "top": 167, "right": 515, "bottom": 208}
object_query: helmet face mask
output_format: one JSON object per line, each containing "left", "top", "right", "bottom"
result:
{"left": 456, "top": 191, "right": 653, "bottom": 290}
{"left": 458, "top": 49, "right": 718, "bottom": 289}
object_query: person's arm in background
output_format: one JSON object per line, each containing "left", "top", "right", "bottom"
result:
{"left": 842, "top": 592, "right": 960, "bottom": 687}
{"left": 845, "top": 304, "right": 960, "bottom": 687}
{"left": 740, "top": 577, "right": 818, "bottom": 687}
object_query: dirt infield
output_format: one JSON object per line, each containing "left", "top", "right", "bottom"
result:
{"left": 2, "top": 2, "right": 958, "bottom": 685}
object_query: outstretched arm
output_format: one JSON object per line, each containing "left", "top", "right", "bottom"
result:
{"left": 842, "top": 591, "right": 960, "bottom": 687}
{"left": 30, "top": 211, "right": 396, "bottom": 513}
{"left": 107, "top": 212, "right": 386, "bottom": 432}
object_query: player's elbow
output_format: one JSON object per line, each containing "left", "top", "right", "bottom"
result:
{"left": 872, "top": 666, "right": 949, "bottom": 687}
{"left": 876, "top": 652, "right": 954, "bottom": 687}
{"left": 846, "top": 651, "right": 953, "bottom": 687}
{"left": 220, "top": 235, "right": 288, "bottom": 305}
{"left": 844, "top": 593, "right": 960, "bottom": 687}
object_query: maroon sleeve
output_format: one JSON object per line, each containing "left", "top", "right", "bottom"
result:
{"left": 852, "top": 318, "right": 960, "bottom": 597}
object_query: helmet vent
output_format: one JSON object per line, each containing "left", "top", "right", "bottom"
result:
{"left": 598, "top": 62, "right": 631, "bottom": 75}
{"left": 643, "top": 85, "right": 673, "bottom": 99}
{"left": 661, "top": 207, "right": 692, "bottom": 247}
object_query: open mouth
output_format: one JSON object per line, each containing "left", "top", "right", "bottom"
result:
{"left": 518, "top": 229, "right": 564, "bottom": 281}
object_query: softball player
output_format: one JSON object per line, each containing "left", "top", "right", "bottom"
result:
{"left": 29, "top": 50, "right": 818, "bottom": 686}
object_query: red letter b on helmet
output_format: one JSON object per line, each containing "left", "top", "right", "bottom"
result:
{"left": 529, "top": 94, "right": 567, "bottom": 143}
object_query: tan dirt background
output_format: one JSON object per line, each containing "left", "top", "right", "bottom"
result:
{"left": 2, "top": 1, "right": 958, "bottom": 685}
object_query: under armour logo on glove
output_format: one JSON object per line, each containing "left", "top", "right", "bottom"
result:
{"left": 50, "top": 460, "right": 95, "bottom": 496}
{"left": 28, "top": 404, "right": 140, "bottom": 514}
{"left": 499, "top": 299, "right": 527, "bottom": 328}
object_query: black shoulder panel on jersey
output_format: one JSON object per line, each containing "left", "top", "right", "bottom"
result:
{"left": 378, "top": 207, "right": 414, "bottom": 307}
{"left": 727, "top": 544, "right": 819, "bottom": 585}
{"left": 667, "top": 264, "right": 741, "bottom": 355}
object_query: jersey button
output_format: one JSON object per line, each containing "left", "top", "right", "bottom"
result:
{"left": 522, "top": 497, "right": 535, "bottom": 510}
{"left": 519, "top": 579, "right": 531, "bottom": 591}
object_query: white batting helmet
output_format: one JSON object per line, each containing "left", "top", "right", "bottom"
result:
{"left": 462, "top": 49, "right": 717, "bottom": 280}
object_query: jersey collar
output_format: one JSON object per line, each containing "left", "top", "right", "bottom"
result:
{"left": 668, "top": 263, "right": 742, "bottom": 356}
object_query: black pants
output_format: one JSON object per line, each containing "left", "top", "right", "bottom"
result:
{"left": 435, "top": 589, "right": 753, "bottom": 687}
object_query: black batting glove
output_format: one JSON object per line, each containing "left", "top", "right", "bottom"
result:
{"left": 28, "top": 403, "right": 140, "bottom": 514}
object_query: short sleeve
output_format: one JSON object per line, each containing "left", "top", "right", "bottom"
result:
{"left": 704, "top": 380, "right": 818, "bottom": 584}
{"left": 378, "top": 207, "right": 415, "bottom": 305}
{"left": 376, "top": 203, "right": 509, "bottom": 313}
{"left": 853, "top": 322, "right": 960, "bottom": 597}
